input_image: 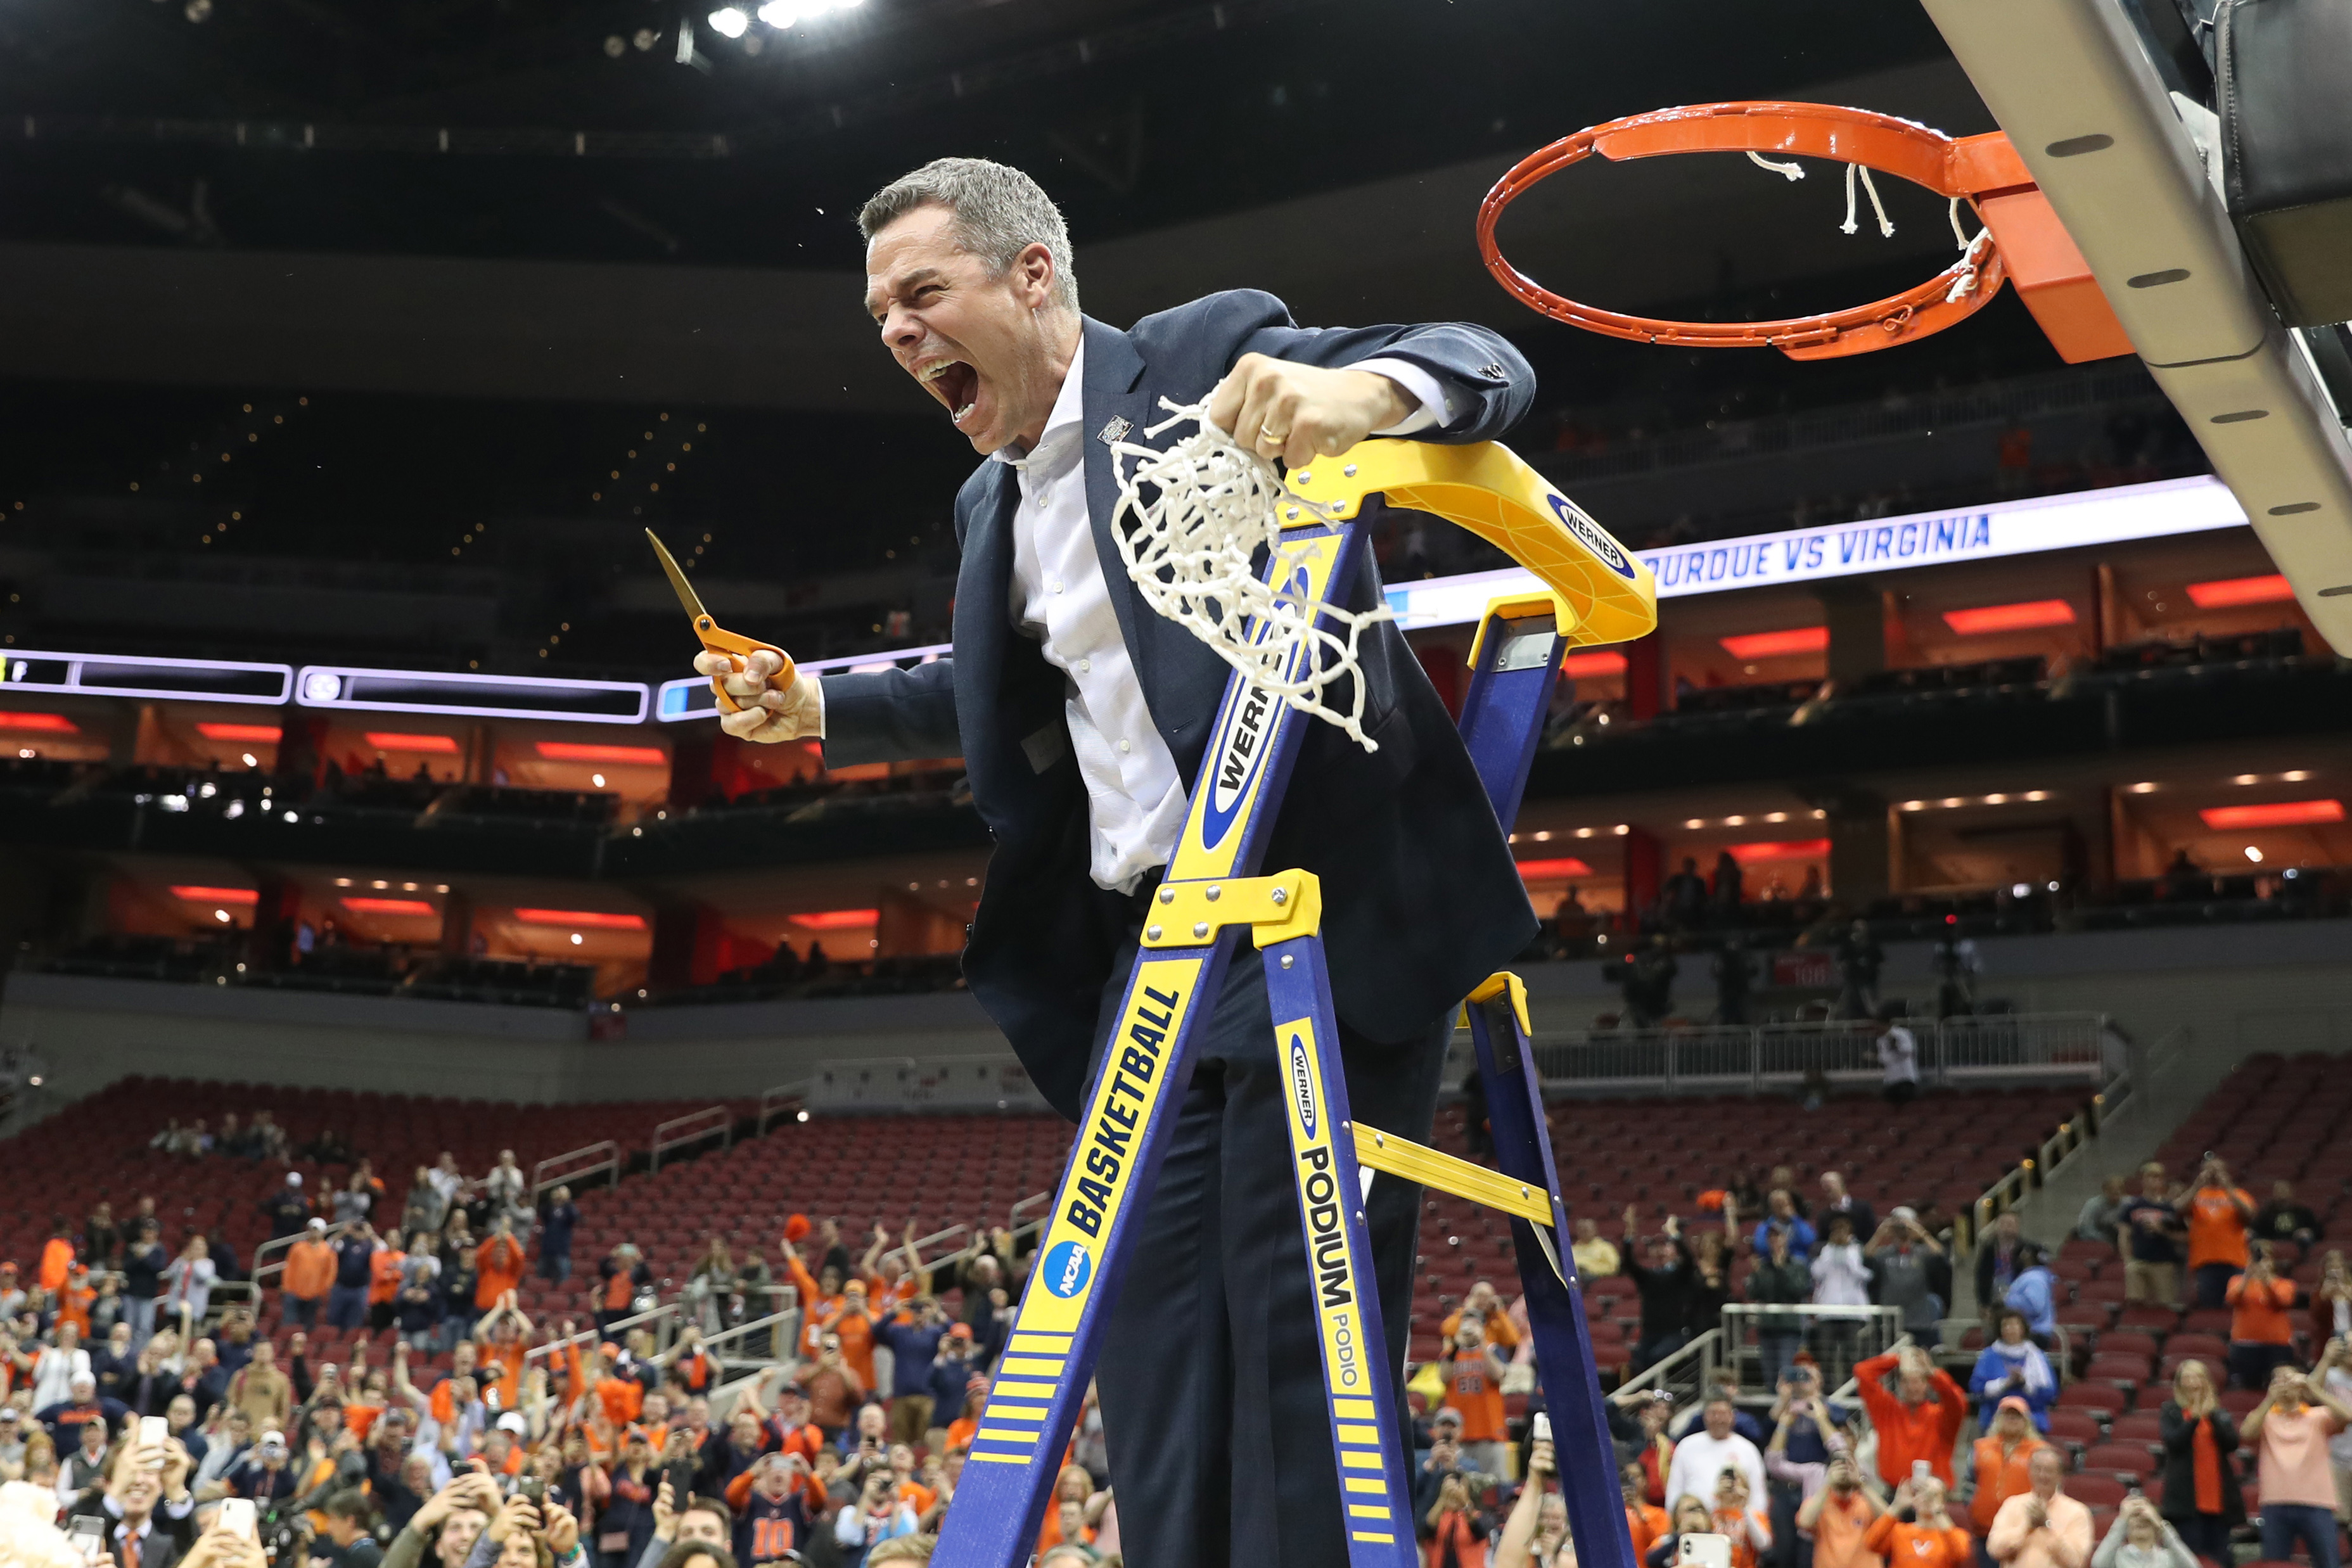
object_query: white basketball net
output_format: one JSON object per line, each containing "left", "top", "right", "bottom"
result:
{"left": 1108, "top": 399, "right": 1393, "bottom": 752}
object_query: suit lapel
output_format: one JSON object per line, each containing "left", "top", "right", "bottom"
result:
{"left": 953, "top": 461, "right": 1019, "bottom": 760}
{"left": 1079, "top": 316, "right": 1157, "bottom": 687}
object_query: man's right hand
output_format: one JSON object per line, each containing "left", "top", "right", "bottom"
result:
{"left": 695, "top": 651, "right": 822, "bottom": 744}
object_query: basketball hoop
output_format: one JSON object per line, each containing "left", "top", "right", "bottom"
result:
{"left": 1477, "top": 102, "right": 2048, "bottom": 360}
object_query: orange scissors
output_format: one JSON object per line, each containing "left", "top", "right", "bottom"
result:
{"left": 646, "top": 529, "right": 795, "bottom": 715}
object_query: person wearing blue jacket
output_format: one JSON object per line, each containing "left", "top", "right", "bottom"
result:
{"left": 874, "top": 1298, "right": 950, "bottom": 1446}
{"left": 924, "top": 1323, "right": 981, "bottom": 1435}
{"left": 1753, "top": 1189, "right": 1819, "bottom": 1260}
{"left": 1969, "top": 1306, "right": 2060, "bottom": 1430}
{"left": 2003, "top": 1241, "right": 2059, "bottom": 1346}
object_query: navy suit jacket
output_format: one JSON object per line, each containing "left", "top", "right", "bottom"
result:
{"left": 823, "top": 290, "right": 1540, "bottom": 1118}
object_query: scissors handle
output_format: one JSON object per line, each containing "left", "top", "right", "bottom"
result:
{"left": 696, "top": 616, "right": 796, "bottom": 715}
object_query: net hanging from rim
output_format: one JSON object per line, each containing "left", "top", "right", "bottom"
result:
{"left": 1109, "top": 399, "right": 1391, "bottom": 752}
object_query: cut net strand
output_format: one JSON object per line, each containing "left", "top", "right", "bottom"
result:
{"left": 1108, "top": 399, "right": 1391, "bottom": 752}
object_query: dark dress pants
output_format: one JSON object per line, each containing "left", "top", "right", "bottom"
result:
{"left": 1090, "top": 917, "right": 1450, "bottom": 1568}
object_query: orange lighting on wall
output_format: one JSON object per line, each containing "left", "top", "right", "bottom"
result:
{"left": 1559, "top": 652, "right": 1628, "bottom": 679}
{"left": 535, "top": 742, "right": 668, "bottom": 765}
{"left": 170, "top": 885, "right": 259, "bottom": 905}
{"left": 791, "top": 908, "right": 879, "bottom": 931}
{"left": 341, "top": 896, "right": 437, "bottom": 917}
{"left": 196, "top": 722, "right": 283, "bottom": 743}
{"left": 364, "top": 732, "right": 461, "bottom": 753}
{"left": 1728, "top": 838, "right": 1832, "bottom": 865}
{"left": 0, "top": 713, "right": 77, "bottom": 734}
{"left": 1513, "top": 857, "right": 1596, "bottom": 879}
{"left": 1941, "top": 599, "right": 2078, "bottom": 635}
{"left": 2199, "top": 800, "right": 2344, "bottom": 829}
{"left": 1719, "top": 627, "right": 1828, "bottom": 660}
{"left": 2186, "top": 573, "right": 2295, "bottom": 609}
{"left": 513, "top": 908, "right": 648, "bottom": 930}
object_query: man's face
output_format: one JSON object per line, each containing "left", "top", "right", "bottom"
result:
{"left": 2028, "top": 1449, "right": 2063, "bottom": 1499}
{"left": 1769, "top": 1191, "right": 1793, "bottom": 1219}
{"left": 438, "top": 1512, "right": 489, "bottom": 1568}
{"left": 732, "top": 1412, "right": 762, "bottom": 1448}
{"left": 253, "top": 1342, "right": 274, "bottom": 1368}
{"left": 1997, "top": 1213, "right": 2019, "bottom": 1240}
{"left": 642, "top": 1393, "right": 670, "bottom": 1427}
{"left": 1703, "top": 1400, "right": 1733, "bottom": 1439}
{"left": 675, "top": 1508, "right": 729, "bottom": 1549}
{"left": 857, "top": 1405, "right": 887, "bottom": 1442}
{"left": 168, "top": 1396, "right": 195, "bottom": 1430}
{"left": 1821, "top": 1173, "right": 1846, "bottom": 1201}
{"left": 113, "top": 1465, "right": 159, "bottom": 1522}
{"left": 865, "top": 203, "right": 1064, "bottom": 456}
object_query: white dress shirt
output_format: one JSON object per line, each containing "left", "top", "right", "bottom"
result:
{"left": 824, "top": 339, "right": 1457, "bottom": 893}
{"left": 995, "top": 342, "right": 1455, "bottom": 891}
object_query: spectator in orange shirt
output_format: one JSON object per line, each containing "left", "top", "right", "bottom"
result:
{"left": 368, "top": 1229, "right": 409, "bottom": 1335}
{"left": 1440, "top": 1280, "right": 1521, "bottom": 1357}
{"left": 1970, "top": 1396, "right": 2048, "bottom": 1540}
{"left": 1441, "top": 1320, "right": 1512, "bottom": 1482}
{"left": 2225, "top": 1245, "right": 2299, "bottom": 1390}
{"left": 597, "top": 1242, "right": 651, "bottom": 1337}
{"left": 1853, "top": 1346, "right": 1967, "bottom": 1489}
{"left": 828, "top": 1281, "right": 879, "bottom": 1393}
{"left": 2176, "top": 1157, "right": 2254, "bottom": 1311}
{"left": 1622, "top": 1463, "right": 1670, "bottom": 1562}
{"left": 943, "top": 1384, "right": 985, "bottom": 1453}
{"left": 1796, "top": 1451, "right": 1882, "bottom": 1568}
{"left": 283, "top": 1219, "right": 335, "bottom": 1332}
{"left": 37, "top": 1218, "right": 73, "bottom": 1296}
{"left": 475, "top": 1220, "right": 527, "bottom": 1315}
{"left": 1865, "top": 1477, "right": 1972, "bottom": 1568}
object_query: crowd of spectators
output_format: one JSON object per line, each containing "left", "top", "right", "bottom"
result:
{"left": 0, "top": 1185, "right": 1121, "bottom": 1568}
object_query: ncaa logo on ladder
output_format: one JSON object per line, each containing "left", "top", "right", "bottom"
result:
{"left": 1042, "top": 1240, "right": 1094, "bottom": 1299}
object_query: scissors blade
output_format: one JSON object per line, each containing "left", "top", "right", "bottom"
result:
{"left": 644, "top": 530, "right": 711, "bottom": 627}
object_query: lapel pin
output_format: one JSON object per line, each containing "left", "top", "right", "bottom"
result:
{"left": 1095, "top": 416, "right": 1132, "bottom": 446}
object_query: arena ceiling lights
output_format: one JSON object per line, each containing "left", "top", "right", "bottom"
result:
{"left": 512, "top": 908, "right": 648, "bottom": 930}
{"left": 196, "top": 722, "right": 283, "bottom": 743}
{"left": 1718, "top": 627, "right": 1829, "bottom": 660}
{"left": 1510, "top": 857, "right": 1594, "bottom": 879}
{"left": 2186, "top": 573, "right": 2296, "bottom": 608}
{"left": 2197, "top": 800, "right": 2345, "bottom": 829}
{"left": 0, "top": 711, "right": 77, "bottom": 732}
{"left": 535, "top": 741, "right": 667, "bottom": 765}
{"left": 170, "top": 884, "right": 259, "bottom": 904}
{"left": 1942, "top": 599, "right": 2078, "bottom": 635}
{"left": 340, "top": 896, "right": 437, "bottom": 916}
{"left": 789, "top": 908, "right": 878, "bottom": 930}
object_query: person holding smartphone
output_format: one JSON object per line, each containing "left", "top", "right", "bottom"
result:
{"left": 62, "top": 1428, "right": 196, "bottom": 1568}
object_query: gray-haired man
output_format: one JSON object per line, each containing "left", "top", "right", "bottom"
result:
{"left": 696, "top": 156, "right": 1538, "bottom": 1567}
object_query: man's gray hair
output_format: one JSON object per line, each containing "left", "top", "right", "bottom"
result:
{"left": 857, "top": 157, "right": 1078, "bottom": 312}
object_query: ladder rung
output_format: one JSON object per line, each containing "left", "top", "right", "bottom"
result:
{"left": 1350, "top": 1123, "right": 1554, "bottom": 1225}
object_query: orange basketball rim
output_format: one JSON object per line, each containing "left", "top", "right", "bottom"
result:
{"left": 1476, "top": 101, "right": 2134, "bottom": 363}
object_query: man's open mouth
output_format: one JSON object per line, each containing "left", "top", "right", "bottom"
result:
{"left": 917, "top": 359, "right": 980, "bottom": 426}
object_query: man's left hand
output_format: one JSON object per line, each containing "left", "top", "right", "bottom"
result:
{"left": 1205, "top": 354, "right": 1414, "bottom": 469}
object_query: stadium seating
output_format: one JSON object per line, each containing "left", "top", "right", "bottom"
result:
{"left": 0, "top": 1077, "right": 755, "bottom": 1270}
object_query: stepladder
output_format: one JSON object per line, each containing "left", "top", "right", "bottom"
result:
{"left": 930, "top": 438, "right": 1658, "bottom": 1568}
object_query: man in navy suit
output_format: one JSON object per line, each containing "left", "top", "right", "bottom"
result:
{"left": 700, "top": 157, "right": 1538, "bottom": 1566}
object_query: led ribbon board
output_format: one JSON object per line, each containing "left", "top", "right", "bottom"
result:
{"left": 1383, "top": 473, "right": 2246, "bottom": 629}
{"left": 3, "top": 649, "right": 293, "bottom": 705}
{"left": 295, "top": 666, "right": 648, "bottom": 724}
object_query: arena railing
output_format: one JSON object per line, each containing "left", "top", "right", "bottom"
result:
{"left": 250, "top": 1219, "right": 357, "bottom": 1289}
{"left": 649, "top": 1106, "right": 730, "bottom": 1173}
{"left": 1713, "top": 1303, "right": 1908, "bottom": 1392}
{"left": 525, "top": 1299, "right": 681, "bottom": 1365}
{"left": 1962, "top": 1026, "right": 2156, "bottom": 1257}
{"left": 532, "top": 1140, "right": 622, "bottom": 1204}
{"left": 1526, "top": 1011, "right": 2114, "bottom": 1097}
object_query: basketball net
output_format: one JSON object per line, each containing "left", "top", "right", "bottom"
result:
{"left": 1109, "top": 400, "right": 1391, "bottom": 752}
